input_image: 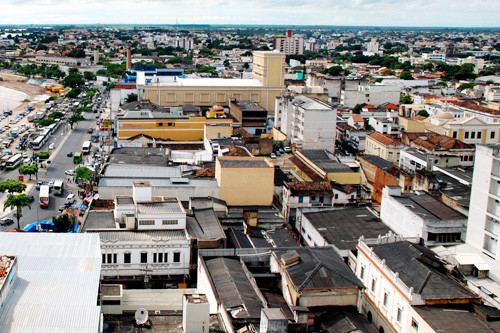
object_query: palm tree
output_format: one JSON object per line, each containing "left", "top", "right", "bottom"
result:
{"left": 3, "top": 194, "right": 31, "bottom": 230}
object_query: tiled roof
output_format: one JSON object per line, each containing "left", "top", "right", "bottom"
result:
{"left": 351, "top": 115, "right": 364, "bottom": 122}
{"left": 94, "top": 230, "right": 187, "bottom": 242}
{"left": 286, "top": 181, "right": 333, "bottom": 197}
{"left": 368, "top": 132, "right": 403, "bottom": 147}
{"left": 337, "top": 123, "right": 356, "bottom": 131}
{"left": 452, "top": 100, "right": 500, "bottom": 116}
{"left": 406, "top": 132, "right": 472, "bottom": 150}
{"left": 413, "top": 115, "right": 427, "bottom": 121}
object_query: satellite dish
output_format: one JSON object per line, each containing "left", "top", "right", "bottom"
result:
{"left": 135, "top": 308, "right": 149, "bottom": 325}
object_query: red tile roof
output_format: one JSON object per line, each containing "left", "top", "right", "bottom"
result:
{"left": 383, "top": 103, "right": 399, "bottom": 109}
{"left": 405, "top": 132, "right": 472, "bottom": 150}
{"left": 452, "top": 100, "right": 500, "bottom": 116}
{"left": 351, "top": 115, "right": 364, "bottom": 122}
{"left": 413, "top": 115, "right": 427, "bottom": 121}
{"left": 337, "top": 123, "right": 356, "bottom": 131}
{"left": 368, "top": 132, "right": 403, "bottom": 147}
{"left": 286, "top": 181, "right": 333, "bottom": 197}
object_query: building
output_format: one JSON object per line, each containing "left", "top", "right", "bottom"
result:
{"left": 115, "top": 110, "right": 233, "bottom": 141}
{"left": 341, "top": 85, "right": 401, "bottom": 109}
{"left": 281, "top": 181, "right": 334, "bottom": 221}
{"left": 368, "top": 117, "right": 401, "bottom": 135}
{"left": 274, "top": 95, "right": 337, "bottom": 150}
{"left": 422, "top": 53, "right": 446, "bottom": 61}
{"left": 275, "top": 29, "right": 304, "bottom": 55}
{"left": 443, "top": 116, "right": 500, "bottom": 145}
{"left": 144, "top": 51, "right": 285, "bottom": 112}
{"left": 365, "top": 132, "right": 406, "bottom": 165}
{"left": 35, "top": 55, "right": 91, "bottom": 66}
{"left": 399, "top": 147, "right": 464, "bottom": 174}
{"left": 467, "top": 144, "right": 500, "bottom": 259}
{"left": 125, "top": 65, "right": 185, "bottom": 83}
{"left": 229, "top": 99, "right": 268, "bottom": 135}
{"left": 381, "top": 186, "right": 467, "bottom": 245}
{"left": 356, "top": 240, "right": 481, "bottom": 333}
{"left": 84, "top": 182, "right": 191, "bottom": 283}
{"left": 215, "top": 156, "right": 275, "bottom": 206}
{"left": 0, "top": 233, "right": 102, "bottom": 332}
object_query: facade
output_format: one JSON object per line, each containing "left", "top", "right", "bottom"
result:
{"left": 144, "top": 51, "right": 285, "bottom": 112}
{"left": 467, "top": 144, "right": 500, "bottom": 259}
{"left": 215, "top": 156, "right": 275, "bottom": 206}
{"left": 35, "top": 55, "right": 91, "bottom": 66}
{"left": 368, "top": 117, "right": 400, "bottom": 134}
{"left": 274, "top": 95, "right": 337, "bottom": 150}
{"left": 115, "top": 110, "right": 233, "bottom": 141}
{"left": 228, "top": 99, "right": 268, "bottom": 135}
{"left": 381, "top": 186, "right": 467, "bottom": 245}
{"left": 275, "top": 29, "right": 304, "bottom": 55}
{"left": 355, "top": 240, "right": 481, "bottom": 333}
{"left": 399, "top": 147, "right": 462, "bottom": 174}
{"left": 341, "top": 85, "right": 401, "bottom": 109}
{"left": 365, "top": 132, "right": 406, "bottom": 165}
{"left": 443, "top": 116, "right": 500, "bottom": 145}
{"left": 281, "top": 181, "right": 334, "bottom": 221}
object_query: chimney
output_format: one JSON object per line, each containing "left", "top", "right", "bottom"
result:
{"left": 126, "top": 44, "right": 132, "bottom": 71}
{"left": 287, "top": 29, "right": 292, "bottom": 38}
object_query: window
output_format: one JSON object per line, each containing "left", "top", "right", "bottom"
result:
{"left": 164, "top": 253, "right": 168, "bottom": 262}
{"left": 173, "top": 252, "right": 181, "bottom": 263}
{"left": 102, "top": 300, "right": 121, "bottom": 305}
{"left": 411, "top": 318, "right": 419, "bottom": 330}
{"left": 158, "top": 122, "right": 163, "bottom": 127}
{"left": 452, "top": 131, "right": 458, "bottom": 139}
{"left": 397, "top": 308, "right": 403, "bottom": 323}
{"left": 492, "top": 131, "right": 496, "bottom": 139}
{"left": 471, "top": 132, "right": 476, "bottom": 139}
{"left": 162, "top": 220, "right": 177, "bottom": 225}
{"left": 478, "top": 131, "right": 482, "bottom": 139}
{"left": 139, "top": 220, "right": 155, "bottom": 225}
{"left": 298, "top": 196, "right": 303, "bottom": 203}
{"left": 465, "top": 132, "right": 469, "bottom": 139}
{"left": 383, "top": 292, "right": 389, "bottom": 307}
{"left": 124, "top": 253, "right": 131, "bottom": 264}
{"left": 141, "top": 252, "right": 148, "bottom": 263}
{"left": 360, "top": 266, "right": 365, "bottom": 279}
{"left": 153, "top": 253, "right": 164, "bottom": 263}
{"left": 371, "top": 278, "right": 377, "bottom": 292}
{"left": 103, "top": 253, "right": 117, "bottom": 264}
{"left": 168, "top": 122, "right": 174, "bottom": 126}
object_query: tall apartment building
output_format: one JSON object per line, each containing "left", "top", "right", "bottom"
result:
{"left": 275, "top": 29, "right": 304, "bottom": 55}
{"left": 467, "top": 144, "right": 500, "bottom": 258}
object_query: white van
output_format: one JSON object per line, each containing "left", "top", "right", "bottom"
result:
{"left": 65, "top": 193, "right": 75, "bottom": 205}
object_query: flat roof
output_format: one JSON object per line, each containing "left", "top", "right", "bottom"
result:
{"left": 149, "top": 78, "right": 263, "bottom": 87}
{"left": 219, "top": 159, "right": 269, "bottom": 168}
{"left": 303, "top": 208, "right": 391, "bottom": 250}
{"left": 92, "top": 230, "right": 187, "bottom": 242}
{"left": 390, "top": 192, "right": 466, "bottom": 221}
{"left": 82, "top": 210, "right": 116, "bottom": 231}
{"left": 0, "top": 233, "right": 101, "bottom": 332}
{"left": 137, "top": 200, "right": 184, "bottom": 214}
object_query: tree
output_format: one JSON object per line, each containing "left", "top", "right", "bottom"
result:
{"left": 37, "top": 118, "right": 56, "bottom": 127}
{"left": 125, "top": 93, "right": 138, "bottom": 103}
{"left": 417, "top": 110, "right": 430, "bottom": 117}
{"left": 34, "top": 151, "right": 50, "bottom": 160}
{"left": 63, "top": 73, "right": 85, "bottom": 88}
{"left": 75, "top": 166, "right": 93, "bottom": 183}
{"left": 0, "top": 179, "right": 27, "bottom": 194}
{"left": 223, "top": 59, "right": 230, "bottom": 67}
{"left": 352, "top": 104, "right": 362, "bottom": 114}
{"left": 400, "top": 71, "right": 414, "bottom": 80}
{"left": 65, "top": 87, "right": 82, "bottom": 99}
{"left": 53, "top": 214, "right": 73, "bottom": 233}
{"left": 18, "top": 164, "right": 38, "bottom": 180}
{"left": 83, "top": 71, "right": 96, "bottom": 81}
{"left": 458, "top": 82, "right": 476, "bottom": 91}
{"left": 48, "top": 111, "right": 64, "bottom": 119}
{"left": 67, "top": 114, "right": 85, "bottom": 129}
{"left": 322, "top": 65, "right": 343, "bottom": 76}
{"left": 400, "top": 94, "right": 414, "bottom": 104}
{"left": 3, "top": 194, "right": 31, "bottom": 229}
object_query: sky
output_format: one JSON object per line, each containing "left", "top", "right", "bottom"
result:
{"left": 0, "top": 0, "right": 499, "bottom": 27}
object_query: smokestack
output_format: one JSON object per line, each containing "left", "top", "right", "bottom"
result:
{"left": 93, "top": 50, "right": 99, "bottom": 64}
{"left": 287, "top": 29, "right": 292, "bottom": 38}
{"left": 126, "top": 44, "right": 132, "bottom": 71}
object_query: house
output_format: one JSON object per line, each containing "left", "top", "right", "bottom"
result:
{"left": 380, "top": 186, "right": 467, "bottom": 245}
{"left": 281, "top": 180, "right": 334, "bottom": 222}
{"left": 368, "top": 117, "right": 401, "bottom": 135}
{"left": 356, "top": 240, "right": 481, "bottom": 333}
{"left": 347, "top": 115, "right": 365, "bottom": 129}
{"left": 443, "top": 116, "right": 500, "bottom": 145}
{"left": 399, "top": 147, "right": 462, "bottom": 174}
{"left": 215, "top": 156, "right": 275, "bottom": 206}
{"left": 365, "top": 132, "right": 406, "bottom": 165}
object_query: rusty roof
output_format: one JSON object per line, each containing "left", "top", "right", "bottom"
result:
{"left": 286, "top": 181, "right": 333, "bottom": 197}
{"left": 337, "top": 123, "right": 356, "bottom": 131}
{"left": 368, "top": 132, "right": 403, "bottom": 146}
{"left": 413, "top": 115, "right": 427, "bottom": 121}
{"left": 195, "top": 168, "right": 215, "bottom": 178}
{"left": 452, "top": 100, "right": 500, "bottom": 116}
{"left": 406, "top": 132, "right": 472, "bottom": 150}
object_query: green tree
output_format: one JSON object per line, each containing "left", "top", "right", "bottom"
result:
{"left": 48, "top": 111, "right": 64, "bottom": 119}
{"left": 67, "top": 114, "right": 85, "bottom": 129}
{"left": 322, "top": 65, "right": 343, "bottom": 76}
{"left": 53, "top": 214, "right": 73, "bottom": 233}
{"left": 37, "top": 118, "right": 56, "bottom": 127}
{"left": 77, "top": 106, "right": 93, "bottom": 113}
{"left": 18, "top": 164, "right": 38, "bottom": 180}
{"left": 223, "top": 59, "right": 230, "bottom": 67}
{"left": 83, "top": 71, "right": 96, "bottom": 81}
{"left": 125, "top": 93, "right": 138, "bottom": 103}
{"left": 417, "top": 110, "right": 430, "bottom": 117}
{"left": 63, "top": 73, "right": 85, "bottom": 88}
{"left": 352, "top": 104, "right": 362, "bottom": 114}
{"left": 458, "top": 82, "right": 476, "bottom": 91}
{"left": 65, "top": 88, "right": 82, "bottom": 99}
{"left": 400, "top": 71, "right": 414, "bottom": 80}
{"left": 75, "top": 166, "right": 93, "bottom": 182}
{"left": 34, "top": 151, "right": 50, "bottom": 160}
{"left": 3, "top": 194, "right": 31, "bottom": 229}
{"left": 0, "top": 179, "right": 27, "bottom": 194}
{"left": 400, "top": 94, "right": 414, "bottom": 104}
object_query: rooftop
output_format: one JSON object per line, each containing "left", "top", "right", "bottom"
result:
{"left": 148, "top": 77, "right": 263, "bottom": 87}
{"left": 92, "top": 230, "right": 187, "bottom": 242}
{"left": 368, "top": 132, "right": 403, "bottom": 146}
{"left": 218, "top": 159, "right": 269, "bottom": 168}
{"left": 405, "top": 132, "right": 473, "bottom": 150}
{"left": 82, "top": 210, "right": 116, "bottom": 231}
{"left": 137, "top": 199, "right": 184, "bottom": 214}
{"left": 186, "top": 208, "right": 226, "bottom": 242}
{"left": 303, "top": 208, "right": 392, "bottom": 250}
{"left": 103, "top": 164, "right": 181, "bottom": 179}
{"left": 286, "top": 181, "right": 333, "bottom": 197}
{"left": 370, "top": 241, "right": 479, "bottom": 301}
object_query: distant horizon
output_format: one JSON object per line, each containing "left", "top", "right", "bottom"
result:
{"left": 0, "top": 0, "right": 498, "bottom": 28}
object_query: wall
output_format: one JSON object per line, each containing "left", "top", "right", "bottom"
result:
{"left": 298, "top": 210, "right": 329, "bottom": 247}
{"left": 365, "top": 136, "right": 402, "bottom": 165}
{"left": 97, "top": 184, "right": 220, "bottom": 201}
{"left": 215, "top": 157, "right": 274, "bottom": 206}
{"left": 327, "top": 171, "right": 361, "bottom": 184}
{"left": 136, "top": 211, "right": 186, "bottom": 230}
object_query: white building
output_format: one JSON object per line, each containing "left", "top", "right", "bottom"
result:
{"left": 368, "top": 117, "right": 400, "bottom": 134}
{"left": 467, "top": 144, "right": 500, "bottom": 259}
{"left": 275, "top": 29, "right": 304, "bottom": 55}
{"left": 422, "top": 53, "right": 446, "bottom": 62}
{"left": 380, "top": 186, "right": 467, "bottom": 245}
{"left": 355, "top": 240, "right": 482, "bottom": 333}
{"left": 341, "top": 85, "right": 401, "bottom": 109}
{"left": 274, "top": 95, "right": 337, "bottom": 150}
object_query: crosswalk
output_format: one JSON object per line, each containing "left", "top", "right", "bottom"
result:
{"left": 37, "top": 177, "right": 64, "bottom": 183}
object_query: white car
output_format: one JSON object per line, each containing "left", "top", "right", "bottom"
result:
{"left": 48, "top": 143, "right": 55, "bottom": 150}
{"left": 65, "top": 170, "right": 75, "bottom": 175}
{"left": 48, "top": 181, "right": 54, "bottom": 188}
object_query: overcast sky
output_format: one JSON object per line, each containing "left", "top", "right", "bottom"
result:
{"left": 0, "top": 0, "right": 499, "bottom": 27}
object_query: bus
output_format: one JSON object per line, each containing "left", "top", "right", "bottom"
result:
{"left": 10, "top": 127, "right": 19, "bottom": 138}
{"left": 53, "top": 180, "right": 64, "bottom": 195}
{"left": 39, "top": 185, "right": 50, "bottom": 207}
{"left": 31, "top": 128, "right": 50, "bottom": 150}
{"left": 82, "top": 141, "right": 91, "bottom": 154}
{"left": 6, "top": 154, "right": 22, "bottom": 169}
{"left": 73, "top": 151, "right": 82, "bottom": 164}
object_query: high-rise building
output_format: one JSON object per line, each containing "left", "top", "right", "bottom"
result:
{"left": 467, "top": 144, "right": 500, "bottom": 258}
{"left": 275, "top": 29, "right": 304, "bottom": 55}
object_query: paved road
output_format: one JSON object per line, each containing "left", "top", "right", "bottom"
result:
{"left": 0, "top": 105, "right": 106, "bottom": 230}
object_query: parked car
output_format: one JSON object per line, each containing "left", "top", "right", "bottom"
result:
{"left": 67, "top": 152, "right": 73, "bottom": 157}
{"left": 284, "top": 147, "right": 292, "bottom": 153}
{"left": 48, "top": 181, "right": 54, "bottom": 188}
{"left": 0, "top": 217, "right": 14, "bottom": 226}
{"left": 65, "top": 193, "right": 76, "bottom": 205}
{"left": 270, "top": 153, "right": 277, "bottom": 159}
{"left": 36, "top": 181, "right": 43, "bottom": 190}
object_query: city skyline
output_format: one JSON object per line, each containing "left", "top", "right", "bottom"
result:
{"left": 0, "top": 0, "right": 499, "bottom": 28}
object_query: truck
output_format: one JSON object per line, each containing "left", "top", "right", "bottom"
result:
{"left": 27, "top": 105, "right": 34, "bottom": 111}
{"left": 27, "top": 114, "right": 36, "bottom": 122}
{"left": 36, "top": 110, "right": 46, "bottom": 120}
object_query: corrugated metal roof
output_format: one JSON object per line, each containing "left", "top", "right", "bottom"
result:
{"left": 0, "top": 233, "right": 101, "bottom": 332}
{"left": 98, "top": 177, "right": 218, "bottom": 188}
{"left": 103, "top": 164, "right": 181, "bottom": 178}
{"left": 137, "top": 200, "right": 184, "bottom": 214}
{"left": 93, "top": 230, "right": 188, "bottom": 242}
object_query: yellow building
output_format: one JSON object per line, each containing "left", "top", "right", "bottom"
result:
{"left": 365, "top": 132, "right": 406, "bottom": 165}
{"left": 143, "top": 51, "right": 285, "bottom": 113}
{"left": 116, "top": 110, "right": 233, "bottom": 141}
{"left": 398, "top": 115, "right": 426, "bottom": 133}
{"left": 215, "top": 156, "right": 275, "bottom": 206}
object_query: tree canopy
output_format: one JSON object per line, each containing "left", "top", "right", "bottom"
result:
{"left": 75, "top": 166, "right": 94, "bottom": 182}
{"left": 4, "top": 194, "right": 31, "bottom": 229}
{"left": 0, "top": 179, "right": 27, "bottom": 194}
{"left": 18, "top": 164, "right": 38, "bottom": 180}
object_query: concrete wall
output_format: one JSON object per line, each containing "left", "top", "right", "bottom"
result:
{"left": 97, "top": 185, "right": 220, "bottom": 201}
